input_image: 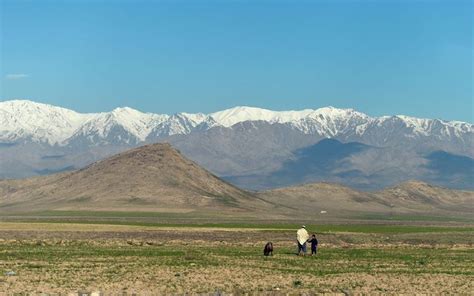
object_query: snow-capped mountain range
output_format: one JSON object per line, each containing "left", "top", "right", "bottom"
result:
{"left": 1, "top": 99, "right": 473, "bottom": 190}
{"left": 1, "top": 99, "right": 472, "bottom": 147}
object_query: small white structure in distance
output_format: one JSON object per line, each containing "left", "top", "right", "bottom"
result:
{"left": 320, "top": 210, "right": 327, "bottom": 214}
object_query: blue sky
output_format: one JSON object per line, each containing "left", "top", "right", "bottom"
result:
{"left": 0, "top": 0, "right": 472, "bottom": 122}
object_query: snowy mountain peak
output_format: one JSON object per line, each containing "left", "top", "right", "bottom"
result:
{"left": 0, "top": 99, "right": 92, "bottom": 144}
{"left": 312, "top": 106, "right": 364, "bottom": 117}
{"left": 111, "top": 106, "right": 140, "bottom": 114}
{"left": 176, "top": 112, "right": 207, "bottom": 125}
{"left": 71, "top": 107, "right": 159, "bottom": 143}
{"left": 0, "top": 99, "right": 79, "bottom": 116}
{"left": 210, "top": 106, "right": 315, "bottom": 127}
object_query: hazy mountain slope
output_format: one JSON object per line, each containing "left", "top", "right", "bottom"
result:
{"left": 227, "top": 139, "right": 474, "bottom": 191}
{"left": 421, "top": 151, "right": 474, "bottom": 189}
{"left": 271, "top": 139, "right": 372, "bottom": 182}
{"left": 166, "top": 121, "right": 322, "bottom": 176}
{"left": 224, "top": 139, "right": 370, "bottom": 190}
{"left": 0, "top": 142, "right": 134, "bottom": 179}
{"left": 0, "top": 143, "right": 265, "bottom": 213}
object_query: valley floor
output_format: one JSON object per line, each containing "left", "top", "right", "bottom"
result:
{"left": 0, "top": 222, "right": 473, "bottom": 294}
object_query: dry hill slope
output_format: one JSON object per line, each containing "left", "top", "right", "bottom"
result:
{"left": 258, "top": 181, "right": 474, "bottom": 218}
{"left": 377, "top": 181, "right": 474, "bottom": 213}
{"left": 0, "top": 143, "right": 269, "bottom": 213}
{"left": 257, "top": 182, "right": 391, "bottom": 217}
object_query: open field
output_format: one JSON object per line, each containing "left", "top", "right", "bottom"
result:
{"left": 2, "top": 209, "right": 473, "bottom": 224}
{"left": 1, "top": 221, "right": 473, "bottom": 294}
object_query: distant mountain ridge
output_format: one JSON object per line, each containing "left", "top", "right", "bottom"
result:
{"left": 1, "top": 100, "right": 472, "bottom": 150}
{"left": 1, "top": 99, "right": 473, "bottom": 190}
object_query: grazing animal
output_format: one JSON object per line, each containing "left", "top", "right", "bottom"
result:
{"left": 263, "top": 242, "right": 273, "bottom": 256}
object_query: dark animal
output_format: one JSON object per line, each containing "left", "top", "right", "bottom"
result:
{"left": 263, "top": 242, "right": 273, "bottom": 256}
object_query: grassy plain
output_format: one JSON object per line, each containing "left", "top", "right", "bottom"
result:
{"left": 0, "top": 217, "right": 473, "bottom": 294}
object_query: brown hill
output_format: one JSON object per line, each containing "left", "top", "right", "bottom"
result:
{"left": 376, "top": 181, "right": 474, "bottom": 213}
{"left": 258, "top": 181, "right": 474, "bottom": 218}
{"left": 257, "top": 182, "right": 390, "bottom": 218}
{"left": 0, "top": 143, "right": 267, "bottom": 213}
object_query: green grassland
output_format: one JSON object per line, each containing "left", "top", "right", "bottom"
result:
{"left": 2, "top": 243, "right": 472, "bottom": 276}
{"left": 4, "top": 209, "right": 473, "bottom": 223}
{"left": 0, "top": 219, "right": 473, "bottom": 293}
{"left": 2, "top": 210, "right": 473, "bottom": 233}
{"left": 1, "top": 234, "right": 472, "bottom": 294}
{"left": 0, "top": 205, "right": 473, "bottom": 294}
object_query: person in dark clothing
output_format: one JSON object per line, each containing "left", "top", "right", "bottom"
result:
{"left": 308, "top": 234, "right": 318, "bottom": 255}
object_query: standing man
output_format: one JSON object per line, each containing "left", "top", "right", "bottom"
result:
{"left": 296, "top": 225, "right": 309, "bottom": 256}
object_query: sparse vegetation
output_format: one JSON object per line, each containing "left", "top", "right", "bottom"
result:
{"left": 0, "top": 221, "right": 472, "bottom": 294}
{"left": 4, "top": 216, "right": 473, "bottom": 233}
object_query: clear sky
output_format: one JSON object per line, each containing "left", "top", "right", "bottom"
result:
{"left": 0, "top": 0, "right": 472, "bottom": 122}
